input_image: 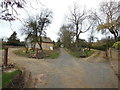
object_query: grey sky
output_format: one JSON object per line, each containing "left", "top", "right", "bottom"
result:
{"left": 0, "top": 0, "right": 117, "bottom": 41}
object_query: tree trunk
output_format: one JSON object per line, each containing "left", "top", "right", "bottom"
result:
{"left": 88, "top": 43, "right": 92, "bottom": 51}
{"left": 38, "top": 42, "right": 43, "bottom": 50}
{"left": 109, "top": 28, "right": 118, "bottom": 41}
{"left": 88, "top": 46, "right": 91, "bottom": 51}
{"left": 25, "top": 47, "right": 28, "bottom": 53}
{"left": 37, "top": 35, "right": 43, "bottom": 51}
{"left": 114, "top": 34, "right": 118, "bottom": 41}
{"left": 76, "top": 35, "right": 79, "bottom": 48}
{"left": 32, "top": 44, "right": 36, "bottom": 52}
{"left": 25, "top": 42, "right": 28, "bottom": 53}
{"left": 75, "top": 23, "right": 79, "bottom": 48}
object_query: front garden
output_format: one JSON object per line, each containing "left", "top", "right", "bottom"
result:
{"left": 14, "top": 48, "right": 60, "bottom": 59}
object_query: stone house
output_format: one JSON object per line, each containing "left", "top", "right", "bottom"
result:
{"left": 27, "top": 37, "right": 53, "bottom": 50}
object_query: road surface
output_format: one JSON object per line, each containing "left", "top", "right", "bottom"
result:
{"left": 8, "top": 48, "right": 118, "bottom": 88}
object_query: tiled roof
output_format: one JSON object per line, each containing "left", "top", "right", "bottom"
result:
{"left": 41, "top": 37, "right": 52, "bottom": 43}
{"left": 27, "top": 36, "right": 52, "bottom": 43}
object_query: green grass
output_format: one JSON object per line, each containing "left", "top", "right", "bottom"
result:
{"left": 86, "top": 50, "right": 95, "bottom": 56}
{"left": 14, "top": 48, "right": 60, "bottom": 59}
{"left": 0, "top": 48, "right": 3, "bottom": 50}
{"left": 2, "top": 70, "right": 21, "bottom": 88}
{"left": 44, "top": 49, "right": 60, "bottom": 59}
{"left": 65, "top": 48, "right": 80, "bottom": 58}
{"left": 14, "top": 48, "right": 35, "bottom": 57}
{"left": 65, "top": 48, "right": 95, "bottom": 58}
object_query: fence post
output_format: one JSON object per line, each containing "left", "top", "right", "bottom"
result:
{"left": 4, "top": 48, "right": 8, "bottom": 67}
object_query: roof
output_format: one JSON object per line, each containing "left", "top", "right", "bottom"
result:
{"left": 26, "top": 36, "right": 53, "bottom": 43}
{"left": 41, "top": 37, "right": 52, "bottom": 43}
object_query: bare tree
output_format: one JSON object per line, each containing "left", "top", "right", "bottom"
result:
{"left": 88, "top": 28, "right": 98, "bottom": 51}
{"left": 87, "top": 10, "right": 99, "bottom": 50}
{"left": 21, "top": 17, "right": 37, "bottom": 51}
{"left": 22, "top": 8, "right": 53, "bottom": 50}
{"left": 68, "top": 3, "right": 94, "bottom": 48}
{"left": 0, "top": 0, "right": 44, "bottom": 21}
{"left": 59, "top": 24, "right": 75, "bottom": 49}
{"left": 0, "top": 0, "right": 25, "bottom": 21}
{"left": 37, "top": 8, "right": 53, "bottom": 50}
{"left": 97, "top": 1, "right": 120, "bottom": 40}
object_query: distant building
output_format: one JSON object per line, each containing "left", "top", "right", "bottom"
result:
{"left": 26, "top": 37, "right": 53, "bottom": 50}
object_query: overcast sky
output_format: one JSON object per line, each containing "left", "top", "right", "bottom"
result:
{"left": 0, "top": 0, "right": 117, "bottom": 41}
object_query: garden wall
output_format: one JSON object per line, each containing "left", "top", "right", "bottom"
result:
{"left": 22, "top": 68, "right": 33, "bottom": 88}
{"left": 15, "top": 66, "right": 36, "bottom": 88}
{"left": 107, "top": 48, "right": 120, "bottom": 78}
{"left": 107, "top": 48, "right": 119, "bottom": 61}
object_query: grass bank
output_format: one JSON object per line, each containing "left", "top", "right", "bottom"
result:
{"left": 65, "top": 48, "right": 95, "bottom": 58}
{"left": 2, "top": 69, "right": 21, "bottom": 88}
{"left": 44, "top": 48, "right": 60, "bottom": 59}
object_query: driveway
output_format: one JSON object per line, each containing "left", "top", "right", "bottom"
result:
{"left": 8, "top": 48, "right": 118, "bottom": 88}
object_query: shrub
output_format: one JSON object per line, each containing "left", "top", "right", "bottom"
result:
{"left": 91, "top": 38, "right": 116, "bottom": 50}
{"left": 112, "top": 41, "right": 120, "bottom": 50}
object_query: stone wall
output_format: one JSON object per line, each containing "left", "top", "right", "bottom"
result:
{"left": 15, "top": 66, "right": 36, "bottom": 88}
{"left": 35, "top": 43, "right": 53, "bottom": 50}
{"left": 107, "top": 48, "right": 119, "bottom": 61}
{"left": 107, "top": 48, "right": 120, "bottom": 78}
{"left": 42, "top": 43, "right": 53, "bottom": 50}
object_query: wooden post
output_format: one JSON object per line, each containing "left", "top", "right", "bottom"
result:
{"left": 4, "top": 48, "right": 8, "bottom": 67}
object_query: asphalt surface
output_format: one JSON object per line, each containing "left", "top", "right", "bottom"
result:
{"left": 8, "top": 48, "right": 118, "bottom": 88}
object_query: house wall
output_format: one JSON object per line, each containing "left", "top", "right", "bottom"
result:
{"left": 26, "top": 39, "right": 32, "bottom": 49}
{"left": 42, "top": 43, "right": 53, "bottom": 50}
{"left": 35, "top": 43, "right": 39, "bottom": 49}
{"left": 35, "top": 43, "right": 53, "bottom": 50}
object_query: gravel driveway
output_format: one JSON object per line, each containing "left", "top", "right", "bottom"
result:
{"left": 8, "top": 48, "right": 118, "bottom": 88}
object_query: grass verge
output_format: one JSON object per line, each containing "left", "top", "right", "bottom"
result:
{"left": 0, "top": 48, "right": 3, "bottom": 50}
{"left": 65, "top": 48, "right": 95, "bottom": 58}
{"left": 2, "top": 69, "right": 21, "bottom": 88}
{"left": 44, "top": 48, "right": 60, "bottom": 59}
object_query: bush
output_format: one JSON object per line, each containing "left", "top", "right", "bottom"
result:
{"left": 91, "top": 38, "right": 116, "bottom": 50}
{"left": 112, "top": 41, "right": 120, "bottom": 50}
{"left": 92, "top": 43, "right": 107, "bottom": 50}
{"left": 7, "top": 41, "right": 25, "bottom": 46}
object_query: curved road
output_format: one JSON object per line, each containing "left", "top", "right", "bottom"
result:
{"left": 8, "top": 48, "right": 118, "bottom": 88}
